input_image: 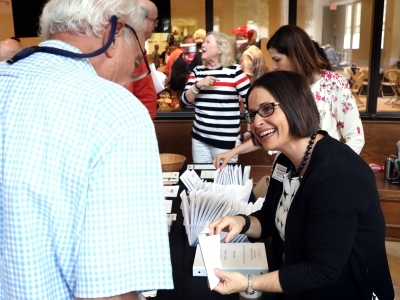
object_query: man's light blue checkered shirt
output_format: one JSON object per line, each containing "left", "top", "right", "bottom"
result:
{"left": 0, "top": 40, "right": 173, "bottom": 299}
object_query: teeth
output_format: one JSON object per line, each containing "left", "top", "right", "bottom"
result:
{"left": 260, "top": 129, "right": 276, "bottom": 137}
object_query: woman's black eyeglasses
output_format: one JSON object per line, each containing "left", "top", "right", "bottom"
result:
{"left": 244, "top": 102, "right": 280, "bottom": 124}
{"left": 124, "top": 23, "right": 151, "bottom": 82}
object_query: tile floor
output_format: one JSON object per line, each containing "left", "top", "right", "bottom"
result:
{"left": 358, "top": 95, "right": 400, "bottom": 112}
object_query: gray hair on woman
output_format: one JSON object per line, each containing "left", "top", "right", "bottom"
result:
{"left": 39, "top": 0, "right": 144, "bottom": 43}
{"left": 206, "top": 31, "right": 235, "bottom": 67}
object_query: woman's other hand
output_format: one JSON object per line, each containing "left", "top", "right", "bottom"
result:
{"left": 212, "top": 268, "right": 247, "bottom": 295}
{"left": 197, "top": 76, "right": 219, "bottom": 89}
{"left": 242, "top": 131, "right": 252, "bottom": 142}
{"left": 208, "top": 216, "right": 244, "bottom": 243}
{"left": 213, "top": 150, "right": 235, "bottom": 169}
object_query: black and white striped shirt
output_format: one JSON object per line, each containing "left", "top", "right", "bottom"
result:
{"left": 182, "top": 64, "right": 250, "bottom": 149}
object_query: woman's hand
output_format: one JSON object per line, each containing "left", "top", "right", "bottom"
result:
{"left": 213, "top": 150, "right": 235, "bottom": 169}
{"left": 212, "top": 268, "right": 248, "bottom": 295}
{"left": 197, "top": 76, "right": 219, "bottom": 89}
{"left": 242, "top": 131, "right": 252, "bottom": 142}
{"left": 208, "top": 216, "right": 244, "bottom": 243}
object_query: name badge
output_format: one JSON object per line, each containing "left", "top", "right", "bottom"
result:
{"left": 271, "top": 163, "right": 287, "bottom": 182}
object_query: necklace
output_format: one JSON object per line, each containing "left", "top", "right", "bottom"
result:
{"left": 291, "top": 132, "right": 318, "bottom": 177}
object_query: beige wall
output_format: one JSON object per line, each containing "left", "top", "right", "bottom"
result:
{"left": 0, "top": 13, "right": 15, "bottom": 41}
{"left": 0, "top": 11, "right": 43, "bottom": 47}
{"left": 382, "top": 0, "right": 400, "bottom": 69}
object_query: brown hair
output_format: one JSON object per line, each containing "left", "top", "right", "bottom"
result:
{"left": 246, "top": 71, "right": 320, "bottom": 146}
{"left": 266, "top": 25, "right": 329, "bottom": 84}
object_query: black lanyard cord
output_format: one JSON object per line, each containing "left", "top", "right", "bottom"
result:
{"left": 6, "top": 15, "right": 118, "bottom": 65}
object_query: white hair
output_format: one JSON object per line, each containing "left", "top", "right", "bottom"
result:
{"left": 39, "top": 0, "right": 144, "bottom": 43}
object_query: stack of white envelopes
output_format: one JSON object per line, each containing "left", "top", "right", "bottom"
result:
{"left": 180, "top": 165, "right": 265, "bottom": 246}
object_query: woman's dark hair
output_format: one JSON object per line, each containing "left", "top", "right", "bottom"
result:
{"left": 312, "top": 40, "right": 332, "bottom": 71}
{"left": 246, "top": 71, "right": 320, "bottom": 147}
{"left": 266, "top": 25, "right": 329, "bottom": 84}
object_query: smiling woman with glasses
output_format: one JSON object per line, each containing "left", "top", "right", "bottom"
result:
{"left": 208, "top": 71, "right": 394, "bottom": 299}
{"left": 244, "top": 102, "right": 279, "bottom": 124}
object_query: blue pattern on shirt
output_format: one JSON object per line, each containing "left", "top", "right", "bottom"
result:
{"left": 0, "top": 40, "right": 173, "bottom": 299}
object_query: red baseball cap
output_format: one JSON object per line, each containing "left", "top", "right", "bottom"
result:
{"left": 231, "top": 25, "right": 254, "bottom": 40}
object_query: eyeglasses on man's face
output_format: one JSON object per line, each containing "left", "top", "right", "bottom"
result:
{"left": 124, "top": 23, "right": 151, "bottom": 82}
{"left": 244, "top": 102, "right": 280, "bottom": 124}
{"left": 146, "top": 16, "right": 159, "bottom": 26}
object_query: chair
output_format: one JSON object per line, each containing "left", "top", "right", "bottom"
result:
{"left": 252, "top": 175, "right": 270, "bottom": 199}
{"left": 351, "top": 73, "right": 365, "bottom": 107}
{"left": 391, "top": 74, "right": 400, "bottom": 107}
{"left": 380, "top": 69, "right": 399, "bottom": 104}
{"left": 350, "top": 71, "right": 363, "bottom": 86}
{"left": 359, "top": 67, "right": 369, "bottom": 95}
{"left": 343, "top": 67, "right": 354, "bottom": 80}
{"left": 157, "top": 91, "right": 172, "bottom": 111}
{"left": 335, "top": 70, "right": 346, "bottom": 78}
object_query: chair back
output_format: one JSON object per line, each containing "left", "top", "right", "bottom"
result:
{"left": 385, "top": 69, "right": 398, "bottom": 84}
{"left": 351, "top": 71, "right": 362, "bottom": 85}
{"left": 343, "top": 67, "right": 353, "bottom": 79}
{"left": 352, "top": 73, "right": 364, "bottom": 92}
{"left": 359, "top": 67, "right": 369, "bottom": 80}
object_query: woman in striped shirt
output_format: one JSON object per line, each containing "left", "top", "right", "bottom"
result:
{"left": 181, "top": 31, "right": 251, "bottom": 163}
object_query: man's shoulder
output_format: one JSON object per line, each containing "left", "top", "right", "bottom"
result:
{"left": 170, "top": 49, "right": 183, "bottom": 60}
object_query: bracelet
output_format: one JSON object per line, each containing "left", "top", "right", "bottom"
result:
{"left": 237, "top": 214, "right": 251, "bottom": 234}
{"left": 245, "top": 275, "right": 255, "bottom": 295}
{"left": 195, "top": 81, "right": 201, "bottom": 90}
{"left": 191, "top": 85, "right": 199, "bottom": 94}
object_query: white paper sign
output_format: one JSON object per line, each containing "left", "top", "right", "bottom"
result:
{"left": 149, "top": 63, "right": 166, "bottom": 94}
{"left": 198, "top": 227, "right": 221, "bottom": 290}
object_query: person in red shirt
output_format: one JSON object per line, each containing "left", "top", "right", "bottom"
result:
{"left": 128, "top": 0, "right": 158, "bottom": 119}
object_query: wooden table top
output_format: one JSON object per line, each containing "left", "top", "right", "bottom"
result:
{"left": 374, "top": 172, "right": 400, "bottom": 201}
{"left": 249, "top": 165, "right": 400, "bottom": 202}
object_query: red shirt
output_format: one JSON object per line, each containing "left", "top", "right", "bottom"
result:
{"left": 128, "top": 52, "right": 157, "bottom": 119}
{"left": 164, "top": 48, "right": 183, "bottom": 77}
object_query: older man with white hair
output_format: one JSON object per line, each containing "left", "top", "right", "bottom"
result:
{"left": 0, "top": 0, "right": 173, "bottom": 299}
{"left": 0, "top": 38, "right": 23, "bottom": 61}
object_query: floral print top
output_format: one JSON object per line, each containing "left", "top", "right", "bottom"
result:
{"left": 310, "top": 70, "right": 364, "bottom": 154}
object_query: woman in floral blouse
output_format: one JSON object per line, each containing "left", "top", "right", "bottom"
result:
{"left": 214, "top": 24, "right": 364, "bottom": 169}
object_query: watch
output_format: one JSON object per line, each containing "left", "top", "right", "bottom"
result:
{"left": 246, "top": 275, "right": 255, "bottom": 295}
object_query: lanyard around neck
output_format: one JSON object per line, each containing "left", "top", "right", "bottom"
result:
{"left": 7, "top": 15, "right": 118, "bottom": 65}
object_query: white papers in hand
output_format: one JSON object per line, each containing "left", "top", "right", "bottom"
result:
{"left": 198, "top": 227, "right": 221, "bottom": 290}
{"left": 149, "top": 63, "right": 166, "bottom": 94}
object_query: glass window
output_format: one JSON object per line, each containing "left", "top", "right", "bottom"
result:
{"left": 215, "top": 0, "right": 288, "bottom": 72}
{"left": 378, "top": 0, "right": 400, "bottom": 112}
{"left": 344, "top": 4, "right": 352, "bottom": 49}
{"left": 381, "top": 0, "right": 387, "bottom": 49}
{"left": 149, "top": 0, "right": 206, "bottom": 114}
{"left": 297, "top": 0, "right": 374, "bottom": 113}
{"left": 155, "top": 0, "right": 288, "bottom": 115}
{"left": 352, "top": 2, "right": 361, "bottom": 49}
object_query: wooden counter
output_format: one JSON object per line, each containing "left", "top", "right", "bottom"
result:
{"left": 374, "top": 172, "right": 400, "bottom": 242}
{"left": 155, "top": 120, "right": 400, "bottom": 242}
{"left": 249, "top": 166, "right": 400, "bottom": 242}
